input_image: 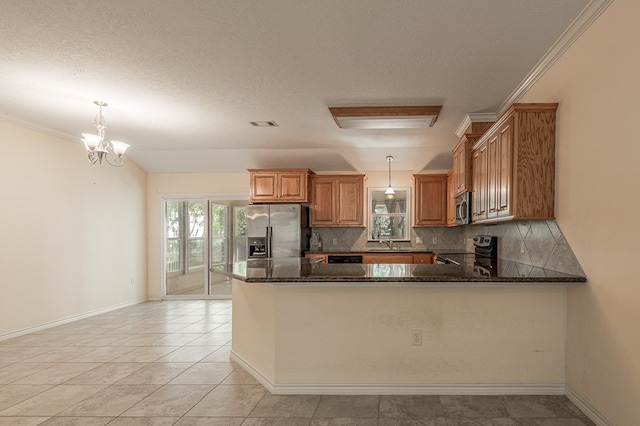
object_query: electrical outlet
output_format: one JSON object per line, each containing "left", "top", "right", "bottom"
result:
{"left": 432, "top": 237, "right": 438, "bottom": 245}
{"left": 333, "top": 238, "right": 338, "bottom": 245}
{"left": 130, "top": 276, "right": 135, "bottom": 285}
{"left": 416, "top": 237, "right": 423, "bottom": 244}
{"left": 411, "top": 329, "right": 422, "bottom": 346}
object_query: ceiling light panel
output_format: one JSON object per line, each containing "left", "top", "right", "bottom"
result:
{"left": 335, "top": 115, "right": 437, "bottom": 129}
{"left": 329, "top": 106, "right": 442, "bottom": 129}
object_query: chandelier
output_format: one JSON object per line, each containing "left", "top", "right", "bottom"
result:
{"left": 81, "top": 101, "right": 130, "bottom": 167}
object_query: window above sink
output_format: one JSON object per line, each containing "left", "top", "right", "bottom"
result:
{"left": 368, "top": 187, "right": 411, "bottom": 242}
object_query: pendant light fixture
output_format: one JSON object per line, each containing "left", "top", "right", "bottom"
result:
{"left": 384, "top": 155, "right": 395, "bottom": 196}
{"left": 81, "top": 101, "right": 130, "bottom": 167}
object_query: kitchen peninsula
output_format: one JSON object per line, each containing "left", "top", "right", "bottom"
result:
{"left": 231, "top": 257, "right": 585, "bottom": 395}
{"left": 235, "top": 257, "right": 585, "bottom": 284}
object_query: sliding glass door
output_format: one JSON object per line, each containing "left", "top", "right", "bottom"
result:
{"left": 164, "top": 198, "right": 246, "bottom": 298}
{"left": 165, "top": 200, "right": 208, "bottom": 296}
{"left": 209, "top": 203, "right": 230, "bottom": 297}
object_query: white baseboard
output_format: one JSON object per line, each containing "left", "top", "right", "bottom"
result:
{"left": 230, "top": 350, "right": 565, "bottom": 396}
{"left": 232, "top": 351, "right": 610, "bottom": 424}
{"left": 230, "top": 350, "right": 278, "bottom": 393}
{"left": 0, "top": 298, "right": 147, "bottom": 341}
{"left": 565, "top": 385, "right": 610, "bottom": 426}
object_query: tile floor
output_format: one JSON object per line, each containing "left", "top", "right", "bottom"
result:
{"left": 0, "top": 300, "right": 595, "bottom": 425}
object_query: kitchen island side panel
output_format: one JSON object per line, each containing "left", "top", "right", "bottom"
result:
{"left": 232, "top": 283, "right": 566, "bottom": 386}
{"left": 231, "top": 279, "right": 277, "bottom": 383}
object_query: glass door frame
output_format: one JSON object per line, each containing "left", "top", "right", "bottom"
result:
{"left": 161, "top": 194, "right": 247, "bottom": 300}
{"left": 162, "top": 197, "right": 209, "bottom": 298}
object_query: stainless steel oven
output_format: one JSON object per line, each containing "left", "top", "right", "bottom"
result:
{"left": 455, "top": 192, "right": 471, "bottom": 225}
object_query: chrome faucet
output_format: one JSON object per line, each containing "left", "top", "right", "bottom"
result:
{"left": 380, "top": 240, "right": 394, "bottom": 250}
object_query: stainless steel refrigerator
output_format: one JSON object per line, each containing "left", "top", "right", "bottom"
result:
{"left": 246, "top": 204, "right": 310, "bottom": 259}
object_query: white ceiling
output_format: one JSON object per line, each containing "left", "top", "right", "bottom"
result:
{"left": 0, "top": 0, "right": 602, "bottom": 173}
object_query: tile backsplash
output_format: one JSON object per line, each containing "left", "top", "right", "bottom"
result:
{"left": 312, "top": 226, "right": 464, "bottom": 253}
{"left": 464, "top": 220, "right": 584, "bottom": 276}
{"left": 312, "top": 219, "right": 584, "bottom": 276}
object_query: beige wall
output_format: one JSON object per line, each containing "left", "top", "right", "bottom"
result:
{"left": 520, "top": 0, "right": 640, "bottom": 422}
{"left": 146, "top": 172, "right": 250, "bottom": 299}
{"left": 233, "top": 282, "right": 567, "bottom": 388}
{"left": 276, "top": 286, "right": 567, "bottom": 385}
{"left": 232, "top": 280, "right": 277, "bottom": 382}
{"left": 0, "top": 122, "right": 147, "bottom": 336}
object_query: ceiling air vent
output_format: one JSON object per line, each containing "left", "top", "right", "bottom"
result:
{"left": 250, "top": 121, "right": 279, "bottom": 127}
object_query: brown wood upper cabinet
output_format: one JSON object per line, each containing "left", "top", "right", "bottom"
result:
{"left": 310, "top": 174, "right": 365, "bottom": 227}
{"left": 452, "top": 133, "right": 483, "bottom": 197}
{"left": 413, "top": 174, "right": 448, "bottom": 227}
{"left": 471, "top": 103, "right": 558, "bottom": 223}
{"left": 446, "top": 169, "right": 456, "bottom": 226}
{"left": 248, "top": 169, "right": 313, "bottom": 203}
{"left": 471, "top": 141, "right": 488, "bottom": 222}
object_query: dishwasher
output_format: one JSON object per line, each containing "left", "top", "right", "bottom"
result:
{"left": 327, "top": 255, "right": 363, "bottom": 264}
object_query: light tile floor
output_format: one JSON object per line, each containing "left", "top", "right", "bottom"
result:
{"left": 0, "top": 300, "right": 595, "bottom": 425}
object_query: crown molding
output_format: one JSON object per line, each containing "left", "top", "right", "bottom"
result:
{"left": 454, "top": 113, "right": 499, "bottom": 138}
{"left": 0, "top": 111, "right": 78, "bottom": 144}
{"left": 455, "top": 0, "right": 614, "bottom": 136}
{"left": 496, "top": 0, "right": 614, "bottom": 115}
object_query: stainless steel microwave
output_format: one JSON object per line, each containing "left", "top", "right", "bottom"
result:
{"left": 455, "top": 192, "right": 471, "bottom": 225}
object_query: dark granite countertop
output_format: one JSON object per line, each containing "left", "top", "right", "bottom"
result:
{"left": 305, "top": 249, "right": 432, "bottom": 254}
{"left": 231, "top": 257, "right": 586, "bottom": 285}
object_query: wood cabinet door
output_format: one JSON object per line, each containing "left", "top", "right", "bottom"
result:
{"left": 310, "top": 178, "right": 335, "bottom": 226}
{"left": 412, "top": 253, "right": 435, "bottom": 264}
{"left": 453, "top": 148, "right": 461, "bottom": 193}
{"left": 304, "top": 253, "right": 328, "bottom": 263}
{"left": 414, "top": 175, "right": 448, "bottom": 226}
{"left": 310, "top": 175, "right": 364, "bottom": 227}
{"left": 278, "top": 172, "right": 306, "bottom": 201}
{"left": 452, "top": 134, "right": 481, "bottom": 198}
{"left": 249, "top": 169, "right": 312, "bottom": 203}
{"left": 497, "top": 121, "right": 513, "bottom": 216}
{"left": 487, "top": 134, "right": 499, "bottom": 218}
{"left": 471, "top": 149, "right": 480, "bottom": 221}
{"left": 468, "top": 104, "right": 557, "bottom": 224}
{"left": 472, "top": 143, "right": 488, "bottom": 222}
{"left": 363, "top": 253, "right": 414, "bottom": 264}
{"left": 447, "top": 169, "right": 456, "bottom": 226}
{"left": 250, "top": 172, "right": 278, "bottom": 202}
{"left": 335, "top": 178, "right": 364, "bottom": 225}
{"left": 453, "top": 143, "right": 467, "bottom": 195}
